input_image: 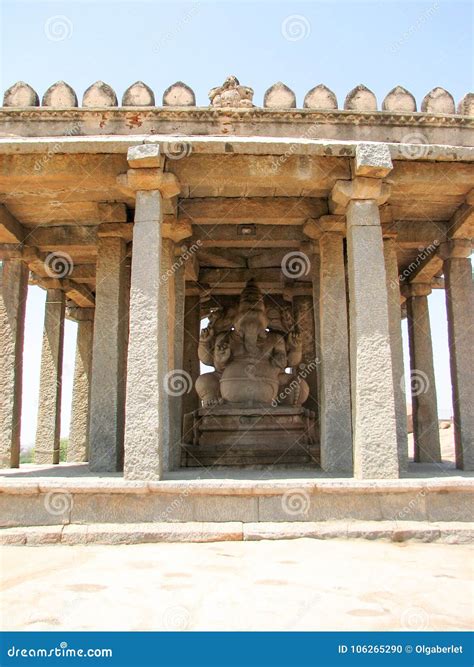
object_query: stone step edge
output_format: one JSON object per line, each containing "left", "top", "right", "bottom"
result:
{"left": 1, "top": 521, "right": 473, "bottom": 546}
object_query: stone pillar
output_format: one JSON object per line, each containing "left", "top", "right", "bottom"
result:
{"left": 160, "top": 237, "right": 177, "bottom": 473}
{"left": 34, "top": 289, "right": 65, "bottom": 464}
{"left": 346, "top": 200, "right": 399, "bottom": 478}
{"left": 182, "top": 294, "right": 201, "bottom": 425}
{"left": 293, "top": 293, "right": 319, "bottom": 417}
{"left": 169, "top": 261, "right": 186, "bottom": 469}
{"left": 441, "top": 240, "right": 473, "bottom": 470}
{"left": 403, "top": 283, "right": 441, "bottom": 463}
{"left": 318, "top": 229, "right": 352, "bottom": 473}
{"left": 0, "top": 260, "right": 28, "bottom": 468}
{"left": 89, "top": 234, "right": 128, "bottom": 472}
{"left": 67, "top": 310, "right": 94, "bottom": 462}
{"left": 122, "top": 144, "right": 182, "bottom": 480}
{"left": 384, "top": 237, "right": 409, "bottom": 471}
{"left": 123, "top": 191, "right": 167, "bottom": 479}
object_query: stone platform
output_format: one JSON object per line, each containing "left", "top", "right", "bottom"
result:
{"left": 182, "top": 406, "right": 318, "bottom": 467}
{"left": 0, "top": 465, "right": 472, "bottom": 536}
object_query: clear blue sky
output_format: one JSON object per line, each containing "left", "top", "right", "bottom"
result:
{"left": 1, "top": 0, "right": 472, "bottom": 445}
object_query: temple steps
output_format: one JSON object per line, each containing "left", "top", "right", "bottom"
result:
{"left": 1, "top": 521, "right": 473, "bottom": 546}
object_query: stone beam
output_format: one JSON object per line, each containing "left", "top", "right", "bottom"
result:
{"left": 25, "top": 226, "right": 97, "bottom": 252}
{"left": 447, "top": 204, "right": 474, "bottom": 239}
{"left": 198, "top": 268, "right": 287, "bottom": 288}
{"left": 190, "top": 224, "right": 304, "bottom": 248}
{"left": 0, "top": 205, "right": 25, "bottom": 244}
{"left": 177, "top": 197, "right": 327, "bottom": 225}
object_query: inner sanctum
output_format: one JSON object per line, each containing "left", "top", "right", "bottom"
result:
{"left": 0, "top": 77, "right": 473, "bottom": 482}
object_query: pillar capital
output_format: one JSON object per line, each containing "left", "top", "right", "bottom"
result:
{"left": 438, "top": 239, "right": 472, "bottom": 260}
{"left": 330, "top": 178, "right": 391, "bottom": 214}
{"left": 117, "top": 144, "right": 181, "bottom": 198}
{"left": 303, "top": 215, "right": 345, "bottom": 239}
{"left": 353, "top": 142, "right": 393, "bottom": 179}
{"left": 66, "top": 306, "right": 95, "bottom": 322}
{"left": 97, "top": 222, "right": 133, "bottom": 241}
{"left": 401, "top": 283, "right": 432, "bottom": 298}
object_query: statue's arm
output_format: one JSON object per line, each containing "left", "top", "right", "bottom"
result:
{"left": 271, "top": 335, "right": 287, "bottom": 370}
{"left": 198, "top": 327, "right": 215, "bottom": 366}
{"left": 286, "top": 331, "right": 303, "bottom": 367}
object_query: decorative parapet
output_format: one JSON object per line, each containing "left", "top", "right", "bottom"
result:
{"left": 2, "top": 77, "right": 471, "bottom": 116}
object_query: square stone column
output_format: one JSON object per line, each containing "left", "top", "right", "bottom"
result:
{"left": 0, "top": 260, "right": 28, "bottom": 468}
{"left": 121, "top": 144, "right": 181, "bottom": 480}
{"left": 383, "top": 237, "right": 409, "bottom": 471}
{"left": 169, "top": 261, "right": 186, "bottom": 470}
{"left": 181, "top": 294, "right": 201, "bottom": 425}
{"left": 346, "top": 200, "right": 399, "bottom": 478}
{"left": 441, "top": 240, "right": 473, "bottom": 470}
{"left": 123, "top": 190, "right": 169, "bottom": 480}
{"left": 403, "top": 283, "right": 441, "bottom": 463}
{"left": 89, "top": 234, "right": 128, "bottom": 472}
{"left": 67, "top": 310, "right": 94, "bottom": 462}
{"left": 318, "top": 229, "right": 352, "bottom": 473}
{"left": 293, "top": 293, "right": 319, "bottom": 418}
{"left": 34, "top": 289, "right": 66, "bottom": 464}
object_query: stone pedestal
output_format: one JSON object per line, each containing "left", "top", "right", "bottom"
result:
{"left": 34, "top": 289, "right": 65, "bottom": 464}
{"left": 123, "top": 190, "right": 168, "bottom": 480}
{"left": 182, "top": 405, "right": 318, "bottom": 467}
{"left": 384, "top": 237, "right": 409, "bottom": 471}
{"left": 89, "top": 235, "right": 128, "bottom": 472}
{"left": 67, "top": 314, "right": 94, "bottom": 462}
{"left": 318, "top": 231, "right": 352, "bottom": 473}
{"left": 346, "top": 199, "right": 399, "bottom": 478}
{"left": 0, "top": 260, "right": 28, "bottom": 468}
{"left": 404, "top": 284, "right": 441, "bottom": 463}
{"left": 441, "top": 240, "right": 474, "bottom": 470}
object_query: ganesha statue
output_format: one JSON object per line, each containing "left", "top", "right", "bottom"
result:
{"left": 195, "top": 279, "right": 309, "bottom": 408}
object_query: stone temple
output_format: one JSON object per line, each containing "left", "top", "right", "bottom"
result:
{"left": 0, "top": 78, "right": 473, "bottom": 540}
